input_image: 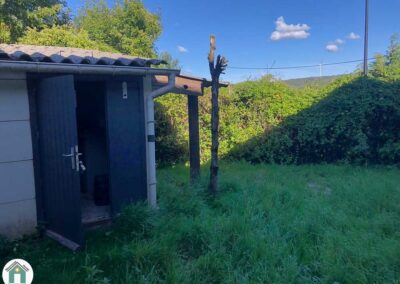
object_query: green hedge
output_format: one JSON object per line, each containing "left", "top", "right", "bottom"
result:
{"left": 229, "top": 76, "right": 400, "bottom": 165}
{"left": 154, "top": 75, "right": 315, "bottom": 165}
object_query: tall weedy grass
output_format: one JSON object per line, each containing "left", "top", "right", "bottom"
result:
{"left": 1, "top": 163, "right": 399, "bottom": 283}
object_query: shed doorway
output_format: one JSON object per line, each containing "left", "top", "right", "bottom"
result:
{"left": 33, "top": 74, "right": 147, "bottom": 249}
{"left": 75, "top": 81, "right": 111, "bottom": 225}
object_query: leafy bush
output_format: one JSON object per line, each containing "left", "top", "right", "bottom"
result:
{"left": 154, "top": 96, "right": 188, "bottom": 166}
{"left": 155, "top": 75, "right": 320, "bottom": 164}
{"left": 229, "top": 76, "right": 400, "bottom": 165}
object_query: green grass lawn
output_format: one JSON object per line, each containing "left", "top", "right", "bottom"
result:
{"left": 2, "top": 163, "right": 400, "bottom": 283}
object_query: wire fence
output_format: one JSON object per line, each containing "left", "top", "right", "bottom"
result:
{"left": 224, "top": 58, "right": 376, "bottom": 82}
{"left": 227, "top": 58, "right": 375, "bottom": 71}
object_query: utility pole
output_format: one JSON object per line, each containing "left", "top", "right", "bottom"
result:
{"left": 363, "top": 0, "right": 369, "bottom": 76}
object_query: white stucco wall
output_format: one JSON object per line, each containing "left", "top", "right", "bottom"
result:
{"left": 0, "top": 71, "right": 37, "bottom": 239}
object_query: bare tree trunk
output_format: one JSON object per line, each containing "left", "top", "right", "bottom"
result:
{"left": 209, "top": 71, "right": 220, "bottom": 194}
{"left": 208, "top": 35, "right": 227, "bottom": 194}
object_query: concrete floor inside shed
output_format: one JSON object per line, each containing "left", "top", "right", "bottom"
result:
{"left": 81, "top": 196, "right": 110, "bottom": 225}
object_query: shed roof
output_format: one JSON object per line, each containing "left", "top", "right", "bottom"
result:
{"left": 0, "top": 44, "right": 166, "bottom": 67}
{"left": 5, "top": 261, "right": 29, "bottom": 272}
{"left": 0, "top": 44, "right": 229, "bottom": 96}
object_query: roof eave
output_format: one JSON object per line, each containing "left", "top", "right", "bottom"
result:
{"left": 153, "top": 74, "right": 229, "bottom": 96}
{"left": 0, "top": 60, "right": 180, "bottom": 76}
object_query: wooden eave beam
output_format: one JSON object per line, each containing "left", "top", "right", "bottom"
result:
{"left": 153, "top": 75, "right": 228, "bottom": 96}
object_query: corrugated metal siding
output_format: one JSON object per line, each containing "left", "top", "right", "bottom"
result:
{"left": 0, "top": 71, "right": 37, "bottom": 239}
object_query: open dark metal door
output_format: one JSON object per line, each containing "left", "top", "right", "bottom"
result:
{"left": 36, "top": 75, "right": 83, "bottom": 249}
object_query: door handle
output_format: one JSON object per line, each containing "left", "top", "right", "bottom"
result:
{"left": 79, "top": 161, "right": 86, "bottom": 171}
{"left": 62, "top": 154, "right": 73, "bottom": 157}
{"left": 62, "top": 147, "right": 75, "bottom": 170}
{"left": 75, "top": 146, "right": 86, "bottom": 172}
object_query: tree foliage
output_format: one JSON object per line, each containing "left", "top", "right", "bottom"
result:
{"left": 19, "top": 25, "right": 116, "bottom": 51}
{"left": 158, "top": 51, "right": 180, "bottom": 69}
{"left": 0, "top": 21, "right": 11, "bottom": 42}
{"left": 1, "top": 0, "right": 162, "bottom": 59}
{"left": 371, "top": 33, "right": 400, "bottom": 80}
{"left": 75, "top": 0, "right": 161, "bottom": 57}
{"left": 0, "top": 0, "right": 69, "bottom": 43}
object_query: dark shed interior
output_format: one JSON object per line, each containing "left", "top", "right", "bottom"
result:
{"left": 75, "top": 81, "right": 110, "bottom": 224}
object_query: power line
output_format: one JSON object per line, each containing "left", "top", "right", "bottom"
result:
{"left": 227, "top": 58, "right": 375, "bottom": 70}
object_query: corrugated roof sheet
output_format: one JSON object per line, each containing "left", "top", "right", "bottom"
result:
{"left": 0, "top": 44, "right": 166, "bottom": 67}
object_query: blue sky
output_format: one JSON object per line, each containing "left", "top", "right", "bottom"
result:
{"left": 68, "top": 0, "right": 400, "bottom": 82}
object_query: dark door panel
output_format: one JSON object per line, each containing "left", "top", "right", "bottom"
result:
{"left": 37, "top": 75, "right": 83, "bottom": 248}
{"left": 106, "top": 79, "right": 147, "bottom": 215}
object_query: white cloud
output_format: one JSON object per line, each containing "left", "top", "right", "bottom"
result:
{"left": 177, "top": 45, "right": 188, "bottom": 53}
{"left": 347, "top": 32, "right": 361, "bottom": 40}
{"left": 325, "top": 38, "right": 344, "bottom": 52}
{"left": 270, "top": 16, "right": 310, "bottom": 41}
{"left": 326, "top": 44, "right": 339, "bottom": 52}
{"left": 335, "top": 38, "right": 345, "bottom": 44}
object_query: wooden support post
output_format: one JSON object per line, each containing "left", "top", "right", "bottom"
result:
{"left": 188, "top": 95, "right": 200, "bottom": 183}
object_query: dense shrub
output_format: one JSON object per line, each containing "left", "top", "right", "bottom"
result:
{"left": 155, "top": 97, "right": 188, "bottom": 166}
{"left": 155, "top": 76, "right": 321, "bottom": 164}
{"left": 229, "top": 76, "right": 400, "bottom": 164}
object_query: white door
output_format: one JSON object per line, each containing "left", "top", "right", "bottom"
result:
{"left": 13, "top": 273, "right": 21, "bottom": 284}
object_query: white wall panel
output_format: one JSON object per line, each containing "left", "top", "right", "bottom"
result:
{"left": 0, "top": 74, "right": 37, "bottom": 239}
{"left": 0, "top": 79, "right": 29, "bottom": 121}
{"left": 0, "top": 199, "right": 37, "bottom": 239}
{"left": 0, "top": 121, "right": 33, "bottom": 162}
{"left": 0, "top": 160, "right": 35, "bottom": 203}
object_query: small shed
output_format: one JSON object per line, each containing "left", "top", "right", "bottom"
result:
{"left": 0, "top": 44, "right": 224, "bottom": 249}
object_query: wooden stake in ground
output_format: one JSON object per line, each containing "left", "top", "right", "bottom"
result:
{"left": 208, "top": 35, "right": 227, "bottom": 194}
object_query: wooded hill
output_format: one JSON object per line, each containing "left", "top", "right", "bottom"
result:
{"left": 284, "top": 75, "right": 342, "bottom": 88}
